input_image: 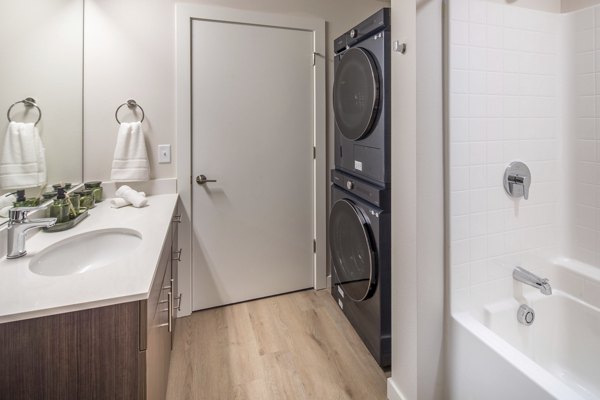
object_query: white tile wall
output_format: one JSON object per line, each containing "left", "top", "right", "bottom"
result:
{"left": 566, "top": 6, "right": 600, "bottom": 267}
{"left": 448, "top": 0, "right": 561, "bottom": 315}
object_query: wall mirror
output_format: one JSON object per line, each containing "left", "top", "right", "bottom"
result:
{"left": 0, "top": 0, "right": 83, "bottom": 225}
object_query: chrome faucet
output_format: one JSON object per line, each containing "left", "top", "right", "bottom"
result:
{"left": 513, "top": 266, "right": 552, "bottom": 295}
{"left": 6, "top": 207, "right": 56, "bottom": 259}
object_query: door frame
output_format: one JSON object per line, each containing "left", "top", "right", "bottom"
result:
{"left": 176, "top": 4, "right": 326, "bottom": 316}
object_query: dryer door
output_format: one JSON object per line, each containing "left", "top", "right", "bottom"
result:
{"left": 329, "top": 198, "right": 377, "bottom": 301}
{"left": 333, "top": 47, "right": 380, "bottom": 141}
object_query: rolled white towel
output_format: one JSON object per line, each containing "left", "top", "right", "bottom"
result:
{"left": 0, "top": 205, "right": 12, "bottom": 218}
{"left": 0, "top": 194, "right": 16, "bottom": 209}
{"left": 114, "top": 185, "right": 147, "bottom": 208}
{"left": 110, "top": 191, "right": 146, "bottom": 208}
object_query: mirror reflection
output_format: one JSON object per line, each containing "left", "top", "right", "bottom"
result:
{"left": 0, "top": 0, "right": 83, "bottom": 224}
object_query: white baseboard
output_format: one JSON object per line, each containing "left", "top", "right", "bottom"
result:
{"left": 387, "top": 378, "right": 407, "bottom": 400}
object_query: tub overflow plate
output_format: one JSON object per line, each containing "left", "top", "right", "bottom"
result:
{"left": 517, "top": 304, "right": 535, "bottom": 326}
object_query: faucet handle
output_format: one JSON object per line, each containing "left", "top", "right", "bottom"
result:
{"left": 8, "top": 207, "right": 43, "bottom": 222}
{"left": 503, "top": 161, "right": 531, "bottom": 200}
{"left": 508, "top": 175, "right": 529, "bottom": 200}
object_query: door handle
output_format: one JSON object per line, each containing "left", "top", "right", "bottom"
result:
{"left": 196, "top": 175, "right": 217, "bottom": 185}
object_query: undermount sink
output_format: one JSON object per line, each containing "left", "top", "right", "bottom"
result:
{"left": 29, "top": 228, "right": 142, "bottom": 277}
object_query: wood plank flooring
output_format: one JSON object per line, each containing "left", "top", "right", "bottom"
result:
{"left": 166, "top": 290, "right": 388, "bottom": 400}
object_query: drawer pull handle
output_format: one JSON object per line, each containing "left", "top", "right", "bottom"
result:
{"left": 162, "top": 285, "right": 172, "bottom": 291}
{"left": 158, "top": 293, "right": 173, "bottom": 332}
{"left": 172, "top": 249, "right": 182, "bottom": 262}
{"left": 172, "top": 215, "right": 182, "bottom": 223}
{"left": 168, "top": 292, "right": 172, "bottom": 332}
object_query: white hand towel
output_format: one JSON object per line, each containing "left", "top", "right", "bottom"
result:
{"left": 115, "top": 185, "right": 148, "bottom": 208}
{"left": 0, "top": 122, "right": 47, "bottom": 189}
{"left": 110, "top": 122, "right": 150, "bottom": 181}
{"left": 110, "top": 191, "right": 146, "bottom": 208}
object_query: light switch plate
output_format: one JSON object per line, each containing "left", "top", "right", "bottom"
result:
{"left": 158, "top": 144, "right": 171, "bottom": 164}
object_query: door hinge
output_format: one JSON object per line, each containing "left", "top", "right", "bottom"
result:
{"left": 313, "top": 146, "right": 316, "bottom": 159}
{"left": 313, "top": 239, "right": 316, "bottom": 253}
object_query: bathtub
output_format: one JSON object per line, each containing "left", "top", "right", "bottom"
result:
{"left": 449, "top": 260, "right": 600, "bottom": 400}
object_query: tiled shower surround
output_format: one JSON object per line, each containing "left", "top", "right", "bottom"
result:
{"left": 448, "top": 0, "right": 600, "bottom": 315}
{"left": 565, "top": 7, "right": 600, "bottom": 266}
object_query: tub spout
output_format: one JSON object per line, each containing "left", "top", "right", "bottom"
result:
{"left": 513, "top": 266, "right": 552, "bottom": 295}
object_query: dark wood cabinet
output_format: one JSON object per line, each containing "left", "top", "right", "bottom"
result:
{"left": 0, "top": 211, "right": 180, "bottom": 400}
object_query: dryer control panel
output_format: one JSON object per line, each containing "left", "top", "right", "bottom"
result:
{"left": 334, "top": 8, "right": 390, "bottom": 53}
{"left": 330, "top": 169, "right": 388, "bottom": 208}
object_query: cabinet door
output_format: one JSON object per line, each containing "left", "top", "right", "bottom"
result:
{"left": 0, "top": 302, "right": 141, "bottom": 400}
{"left": 77, "top": 302, "right": 141, "bottom": 400}
{"left": 0, "top": 312, "right": 78, "bottom": 400}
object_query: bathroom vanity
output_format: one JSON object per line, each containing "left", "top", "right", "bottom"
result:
{"left": 0, "top": 194, "right": 180, "bottom": 400}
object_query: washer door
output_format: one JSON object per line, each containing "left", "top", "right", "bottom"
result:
{"left": 329, "top": 199, "right": 377, "bottom": 301}
{"left": 333, "top": 47, "right": 380, "bottom": 141}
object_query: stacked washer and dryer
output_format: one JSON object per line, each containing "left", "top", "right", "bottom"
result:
{"left": 329, "top": 8, "right": 391, "bottom": 368}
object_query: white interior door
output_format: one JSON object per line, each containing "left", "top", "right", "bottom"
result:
{"left": 191, "top": 18, "right": 315, "bottom": 311}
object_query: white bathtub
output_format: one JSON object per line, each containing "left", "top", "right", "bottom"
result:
{"left": 449, "top": 261, "right": 600, "bottom": 400}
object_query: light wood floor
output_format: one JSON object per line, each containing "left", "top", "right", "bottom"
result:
{"left": 166, "top": 289, "right": 388, "bottom": 400}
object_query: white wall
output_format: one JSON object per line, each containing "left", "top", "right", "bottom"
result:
{"left": 83, "top": 0, "right": 389, "bottom": 182}
{"left": 415, "top": 1, "right": 445, "bottom": 399}
{"left": 388, "top": 0, "right": 417, "bottom": 398}
{"left": 448, "top": 0, "right": 561, "bottom": 318}
{"left": 0, "top": 0, "right": 82, "bottom": 189}
{"left": 387, "top": 1, "right": 445, "bottom": 400}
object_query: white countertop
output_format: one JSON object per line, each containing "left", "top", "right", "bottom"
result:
{"left": 0, "top": 193, "right": 179, "bottom": 323}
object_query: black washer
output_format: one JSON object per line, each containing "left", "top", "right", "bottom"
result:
{"left": 333, "top": 48, "right": 380, "bottom": 141}
{"left": 329, "top": 170, "right": 391, "bottom": 368}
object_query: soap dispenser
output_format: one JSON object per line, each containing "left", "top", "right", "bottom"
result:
{"left": 14, "top": 190, "right": 41, "bottom": 207}
{"left": 48, "top": 188, "right": 70, "bottom": 223}
{"left": 13, "top": 190, "right": 27, "bottom": 207}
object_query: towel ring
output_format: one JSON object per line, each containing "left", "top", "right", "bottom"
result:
{"left": 7, "top": 97, "right": 42, "bottom": 126}
{"left": 115, "top": 99, "right": 145, "bottom": 124}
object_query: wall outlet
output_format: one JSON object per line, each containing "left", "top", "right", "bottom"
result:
{"left": 158, "top": 144, "right": 171, "bottom": 164}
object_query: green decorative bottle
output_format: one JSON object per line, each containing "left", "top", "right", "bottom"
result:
{"left": 84, "top": 181, "right": 103, "bottom": 203}
{"left": 48, "top": 188, "right": 69, "bottom": 223}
